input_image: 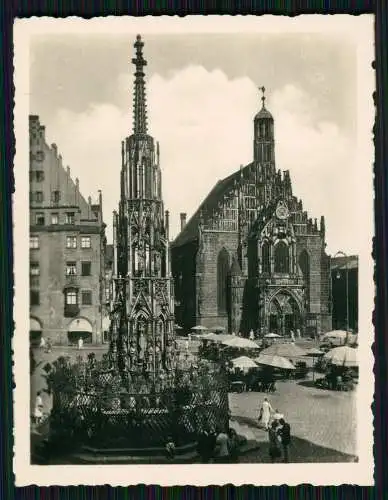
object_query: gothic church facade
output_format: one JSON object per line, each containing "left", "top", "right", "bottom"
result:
{"left": 171, "top": 91, "right": 332, "bottom": 337}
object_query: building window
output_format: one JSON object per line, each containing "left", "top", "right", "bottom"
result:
{"left": 262, "top": 241, "right": 271, "bottom": 273}
{"left": 36, "top": 170, "right": 45, "bottom": 182}
{"left": 30, "top": 235, "right": 39, "bottom": 249}
{"left": 81, "top": 291, "right": 92, "bottom": 305}
{"left": 35, "top": 150, "right": 44, "bottom": 162}
{"left": 30, "top": 261, "right": 40, "bottom": 275}
{"left": 81, "top": 261, "right": 91, "bottom": 276}
{"left": 51, "top": 190, "right": 61, "bottom": 204}
{"left": 51, "top": 213, "right": 59, "bottom": 225}
{"left": 217, "top": 248, "right": 229, "bottom": 315}
{"left": 274, "top": 241, "right": 289, "bottom": 273}
{"left": 66, "top": 262, "right": 77, "bottom": 275}
{"left": 35, "top": 191, "right": 44, "bottom": 203}
{"left": 65, "top": 212, "right": 75, "bottom": 224}
{"left": 30, "top": 290, "right": 40, "bottom": 306}
{"left": 35, "top": 212, "right": 45, "bottom": 225}
{"left": 81, "top": 236, "right": 91, "bottom": 249}
{"left": 66, "top": 236, "right": 77, "bottom": 249}
{"left": 30, "top": 261, "right": 40, "bottom": 288}
{"left": 65, "top": 290, "right": 78, "bottom": 305}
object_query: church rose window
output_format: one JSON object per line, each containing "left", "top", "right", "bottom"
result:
{"left": 274, "top": 241, "right": 289, "bottom": 273}
{"left": 217, "top": 248, "right": 229, "bottom": 314}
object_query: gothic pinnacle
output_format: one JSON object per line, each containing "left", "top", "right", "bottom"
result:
{"left": 132, "top": 34, "right": 148, "bottom": 135}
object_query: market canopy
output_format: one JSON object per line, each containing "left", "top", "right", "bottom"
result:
{"left": 222, "top": 337, "right": 260, "bottom": 349}
{"left": 264, "top": 333, "right": 282, "bottom": 339}
{"left": 191, "top": 325, "right": 208, "bottom": 331}
{"left": 231, "top": 356, "right": 258, "bottom": 370}
{"left": 323, "top": 345, "right": 358, "bottom": 367}
{"left": 254, "top": 354, "right": 296, "bottom": 370}
{"left": 322, "top": 330, "right": 349, "bottom": 340}
{"left": 260, "top": 342, "right": 307, "bottom": 358}
{"left": 30, "top": 317, "right": 42, "bottom": 331}
{"left": 304, "top": 347, "right": 325, "bottom": 357}
{"left": 211, "top": 325, "right": 225, "bottom": 332}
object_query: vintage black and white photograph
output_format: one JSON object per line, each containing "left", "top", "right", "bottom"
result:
{"left": 14, "top": 16, "right": 374, "bottom": 486}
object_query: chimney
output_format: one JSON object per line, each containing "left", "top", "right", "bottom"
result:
{"left": 51, "top": 143, "right": 58, "bottom": 158}
{"left": 75, "top": 177, "right": 80, "bottom": 207}
{"left": 180, "top": 212, "right": 187, "bottom": 231}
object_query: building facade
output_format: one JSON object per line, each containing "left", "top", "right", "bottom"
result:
{"left": 29, "top": 115, "right": 107, "bottom": 345}
{"left": 171, "top": 91, "right": 332, "bottom": 337}
{"left": 108, "top": 36, "right": 175, "bottom": 373}
{"left": 331, "top": 255, "right": 358, "bottom": 332}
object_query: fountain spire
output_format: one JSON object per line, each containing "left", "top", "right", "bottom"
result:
{"left": 131, "top": 34, "right": 148, "bottom": 135}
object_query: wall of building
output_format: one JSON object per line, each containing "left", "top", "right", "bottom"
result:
{"left": 29, "top": 115, "right": 106, "bottom": 345}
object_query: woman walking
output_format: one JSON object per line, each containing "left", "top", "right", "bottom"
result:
{"left": 259, "top": 397, "right": 274, "bottom": 430}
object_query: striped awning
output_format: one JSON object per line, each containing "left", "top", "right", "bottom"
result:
{"left": 68, "top": 318, "right": 93, "bottom": 333}
{"left": 30, "top": 317, "right": 42, "bottom": 331}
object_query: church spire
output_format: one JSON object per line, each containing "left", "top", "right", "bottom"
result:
{"left": 131, "top": 34, "right": 148, "bottom": 135}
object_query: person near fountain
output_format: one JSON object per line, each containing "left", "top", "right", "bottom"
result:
{"left": 268, "top": 421, "right": 282, "bottom": 463}
{"left": 197, "top": 425, "right": 216, "bottom": 463}
{"left": 277, "top": 418, "right": 291, "bottom": 463}
{"left": 213, "top": 427, "right": 230, "bottom": 463}
{"left": 165, "top": 436, "right": 176, "bottom": 460}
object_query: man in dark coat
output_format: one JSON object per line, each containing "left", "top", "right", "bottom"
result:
{"left": 277, "top": 418, "right": 291, "bottom": 463}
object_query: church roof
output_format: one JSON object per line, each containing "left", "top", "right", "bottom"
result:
{"left": 254, "top": 106, "right": 273, "bottom": 120}
{"left": 172, "top": 163, "right": 253, "bottom": 247}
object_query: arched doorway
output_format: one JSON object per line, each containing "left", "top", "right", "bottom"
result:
{"left": 30, "top": 317, "right": 42, "bottom": 346}
{"left": 267, "top": 292, "right": 301, "bottom": 336}
{"left": 67, "top": 317, "right": 93, "bottom": 345}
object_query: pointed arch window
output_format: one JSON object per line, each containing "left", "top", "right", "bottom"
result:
{"left": 274, "top": 241, "right": 289, "bottom": 273}
{"left": 262, "top": 241, "right": 271, "bottom": 274}
{"left": 217, "top": 248, "right": 229, "bottom": 314}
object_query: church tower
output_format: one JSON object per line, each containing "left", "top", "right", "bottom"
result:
{"left": 253, "top": 87, "right": 276, "bottom": 188}
{"left": 111, "top": 35, "right": 175, "bottom": 378}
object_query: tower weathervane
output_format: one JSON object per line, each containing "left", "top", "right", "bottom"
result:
{"left": 259, "top": 86, "right": 266, "bottom": 108}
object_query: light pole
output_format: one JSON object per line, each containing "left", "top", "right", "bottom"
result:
{"left": 333, "top": 251, "right": 349, "bottom": 333}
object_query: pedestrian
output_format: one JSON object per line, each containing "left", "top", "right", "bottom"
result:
{"left": 34, "top": 390, "right": 44, "bottom": 425}
{"left": 227, "top": 428, "right": 240, "bottom": 463}
{"left": 290, "top": 330, "right": 295, "bottom": 343}
{"left": 268, "top": 421, "right": 282, "bottom": 463}
{"left": 197, "top": 425, "right": 216, "bottom": 463}
{"left": 39, "top": 336, "right": 46, "bottom": 350}
{"left": 249, "top": 329, "right": 255, "bottom": 341}
{"left": 296, "top": 328, "right": 301, "bottom": 339}
{"left": 277, "top": 418, "right": 291, "bottom": 463}
{"left": 165, "top": 436, "right": 176, "bottom": 460}
{"left": 78, "top": 337, "right": 83, "bottom": 350}
{"left": 185, "top": 339, "right": 189, "bottom": 351}
{"left": 45, "top": 338, "right": 52, "bottom": 353}
{"left": 214, "top": 427, "right": 230, "bottom": 463}
{"left": 259, "top": 397, "right": 274, "bottom": 430}
{"left": 273, "top": 408, "right": 284, "bottom": 425}
{"left": 188, "top": 333, "right": 191, "bottom": 343}
{"left": 232, "top": 331, "right": 236, "bottom": 336}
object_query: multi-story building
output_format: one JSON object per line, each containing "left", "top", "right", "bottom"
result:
{"left": 29, "top": 115, "right": 107, "bottom": 345}
{"left": 171, "top": 90, "right": 332, "bottom": 337}
{"left": 331, "top": 254, "right": 358, "bottom": 332}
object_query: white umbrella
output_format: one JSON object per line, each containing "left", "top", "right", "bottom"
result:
{"left": 324, "top": 346, "right": 358, "bottom": 367}
{"left": 231, "top": 356, "right": 258, "bottom": 370}
{"left": 322, "top": 330, "right": 349, "bottom": 341}
{"left": 264, "top": 333, "right": 282, "bottom": 339}
{"left": 211, "top": 325, "right": 226, "bottom": 332}
{"left": 191, "top": 325, "right": 208, "bottom": 331}
{"left": 222, "top": 337, "right": 261, "bottom": 349}
{"left": 254, "top": 354, "right": 295, "bottom": 370}
{"left": 261, "top": 343, "right": 307, "bottom": 358}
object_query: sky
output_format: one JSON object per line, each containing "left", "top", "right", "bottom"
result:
{"left": 29, "top": 24, "right": 373, "bottom": 255}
